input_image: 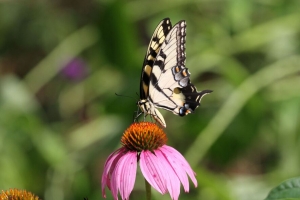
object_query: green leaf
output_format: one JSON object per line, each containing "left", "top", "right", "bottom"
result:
{"left": 265, "top": 177, "right": 300, "bottom": 200}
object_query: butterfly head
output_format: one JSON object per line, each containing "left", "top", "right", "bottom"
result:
{"left": 137, "top": 99, "right": 166, "bottom": 128}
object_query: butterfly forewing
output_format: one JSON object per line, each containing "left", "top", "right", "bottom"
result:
{"left": 140, "top": 18, "right": 172, "bottom": 99}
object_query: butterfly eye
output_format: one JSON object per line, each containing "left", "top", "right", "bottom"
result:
{"left": 137, "top": 100, "right": 146, "bottom": 106}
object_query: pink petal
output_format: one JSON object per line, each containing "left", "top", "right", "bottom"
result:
{"left": 110, "top": 151, "right": 137, "bottom": 200}
{"left": 154, "top": 149, "right": 181, "bottom": 200}
{"left": 101, "top": 148, "right": 126, "bottom": 198}
{"left": 140, "top": 151, "right": 167, "bottom": 194}
{"left": 110, "top": 156, "right": 124, "bottom": 199}
{"left": 161, "top": 146, "right": 197, "bottom": 188}
{"left": 158, "top": 147, "right": 189, "bottom": 192}
{"left": 119, "top": 152, "right": 137, "bottom": 200}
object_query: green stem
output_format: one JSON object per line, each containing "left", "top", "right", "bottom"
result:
{"left": 145, "top": 179, "right": 151, "bottom": 200}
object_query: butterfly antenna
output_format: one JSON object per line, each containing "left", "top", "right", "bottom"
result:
{"left": 115, "top": 93, "right": 135, "bottom": 99}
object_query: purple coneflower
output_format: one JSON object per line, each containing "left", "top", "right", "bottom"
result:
{"left": 101, "top": 122, "right": 197, "bottom": 200}
{"left": 0, "top": 188, "right": 40, "bottom": 200}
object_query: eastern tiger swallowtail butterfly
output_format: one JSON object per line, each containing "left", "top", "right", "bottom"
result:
{"left": 137, "top": 18, "right": 212, "bottom": 128}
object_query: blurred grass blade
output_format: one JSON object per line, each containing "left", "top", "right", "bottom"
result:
{"left": 233, "top": 12, "right": 300, "bottom": 53}
{"left": 67, "top": 116, "right": 124, "bottom": 152}
{"left": 0, "top": 75, "right": 39, "bottom": 112}
{"left": 185, "top": 55, "right": 300, "bottom": 166}
{"left": 58, "top": 67, "right": 123, "bottom": 118}
{"left": 23, "top": 25, "right": 98, "bottom": 93}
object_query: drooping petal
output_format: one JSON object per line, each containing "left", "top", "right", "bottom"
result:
{"left": 102, "top": 148, "right": 126, "bottom": 198}
{"left": 110, "top": 152, "right": 129, "bottom": 199}
{"left": 119, "top": 151, "right": 137, "bottom": 200}
{"left": 155, "top": 149, "right": 181, "bottom": 200}
{"left": 161, "top": 146, "right": 197, "bottom": 188}
{"left": 110, "top": 151, "right": 137, "bottom": 200}
{"left": 140, "top": 150, "right": 167, "bottom": 194}
{"left": 158, "top": 146, "right": 189, "bottom": 192}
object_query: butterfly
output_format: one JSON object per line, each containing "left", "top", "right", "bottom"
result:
{"left": 137, "top": 18, "right": 212, "bottom": 128}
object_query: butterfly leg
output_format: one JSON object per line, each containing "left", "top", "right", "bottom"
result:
{"left": 133, "top": 105, "right": 147, "bottom": 123}
{"left": 134, "top": 111, "right": 142, "bottom": 122}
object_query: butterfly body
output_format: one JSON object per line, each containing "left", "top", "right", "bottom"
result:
{"left": 137, "top": 18, "right": 212, "bottom": 128}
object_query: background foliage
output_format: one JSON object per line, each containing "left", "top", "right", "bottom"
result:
{"left": 0, "top": 0, "right": 300, "bottom": 200}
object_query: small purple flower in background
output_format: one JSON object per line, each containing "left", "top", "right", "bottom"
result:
{"left": 101, "top": 122, "right": 197, "bottom": 200}
{"left": 61, "top": 58, "right": 89, "bottom": 81}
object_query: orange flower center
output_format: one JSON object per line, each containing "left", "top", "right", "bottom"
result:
{"left": 121, "top": 122, "right": 167, "bottom": 152}
{"left": 0, "top": 189, "right": 40, "bottom": 200}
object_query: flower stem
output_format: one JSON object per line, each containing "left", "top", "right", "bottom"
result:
{"left": 145, "top": 179, "right": 151, "bottom": 200}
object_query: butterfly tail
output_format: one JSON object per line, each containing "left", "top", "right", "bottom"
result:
{"left": 182, "top": 86, "right": 212, "bottom": 111}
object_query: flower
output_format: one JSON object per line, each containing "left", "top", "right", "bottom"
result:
{"left": 0, "top": 188, "right": 40, "bottom": 200}
{"left": 61, "top": 58, "right": 88, "bottom": 81}
{"left": 101, "top": 122, "right": 197, "bottom": 200}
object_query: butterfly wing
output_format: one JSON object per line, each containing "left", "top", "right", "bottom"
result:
{"left": 148, "top": 20, "right": 212, "bottom": 116}
{"left": 138, "top": 18, "right": 172, "bottom": 127}
{"left": 140, "top": 18, "right": 172, "bottom": 100}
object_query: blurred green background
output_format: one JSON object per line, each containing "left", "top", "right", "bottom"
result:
{"left": 1, "top": 0, "right": 300, "bottom": 200}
